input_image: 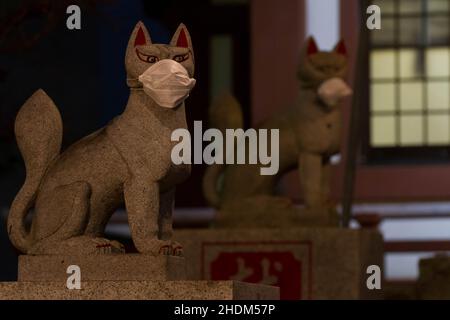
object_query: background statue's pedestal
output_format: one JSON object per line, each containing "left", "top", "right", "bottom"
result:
{"left": 416, "top": 256, "right": 450, "bottom": 299}
{"left": 0, "top": 280, "right": 278, "bottom": 300}
{"left": 0, "top": 254, "right": 279, "bottom": 300}
{"left": 174, "top": 227, "right": 383, "bottom": 300}
{"left": 18, "top": 254, "right": 186, "bottom": 281}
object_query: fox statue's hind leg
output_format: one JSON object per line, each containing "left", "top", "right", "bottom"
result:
{"left": 28, "top": 181, "right": 122, "bottom": 255}
{"left": 29, "top": 181, "right": 90, "bottom": 255}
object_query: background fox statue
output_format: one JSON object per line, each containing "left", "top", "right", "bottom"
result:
{"left": 203, "top": 37, "right": 352, "bottom": 227}
{"left": 7, "top": 21, "right": 195, "bottom": 255}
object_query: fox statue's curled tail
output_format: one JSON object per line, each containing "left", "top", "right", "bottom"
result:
{"left": 7, "top": 89, "right": 62, "bottom": 253}
{"left": 202, "top": 92, "right": 243, "bottom": 208}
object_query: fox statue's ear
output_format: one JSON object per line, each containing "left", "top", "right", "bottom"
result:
{"left": 170, "top": 23, "right": 193, "bottom": 50}
{"left": 333, "top": 39, "right": 347, "bottom": 56}
{"left": 127, "top": 21, "right": 152, "bottom": 49}
{"left": 305, "top": 37, "right": 319, "bottom": 56}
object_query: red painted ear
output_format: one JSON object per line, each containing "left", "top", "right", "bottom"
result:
{"left": 128, "top": 22, "right": 151, "bottom": 49}
{"left": 307, "top": 37, "right": 319, "bottom": 56}
{"left": 170, "top": 23, "right": 192, "bottom": 49}
{"left": 334, "top": 39, "right": 347, "bottom": 56}
{"left": 134, "top": 26, "right": 147, "bottom": 46}
{"left": 176, "top": 28, "right": 188, "bottom": 48}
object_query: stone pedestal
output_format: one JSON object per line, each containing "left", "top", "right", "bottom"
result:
{"left": 417, "top": 256, "right": 450, "bottom": 299}
{"left": 0, "top": 280, "right": 278, "bottom": 300}
{"left": 18, "top": 254, "right": 186, "bottom": 281}
{"left": 0, "top": 253, "right": 279, "bottom": 300}
{"left": 174, "top": 227, "right": 383, "bottom": 300}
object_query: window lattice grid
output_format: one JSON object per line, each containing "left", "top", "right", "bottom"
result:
{"left": 369, "top": 0, "right": 450, "bottom": 148}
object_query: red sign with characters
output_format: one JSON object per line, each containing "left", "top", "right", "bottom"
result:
{"left": 201, "top": 241, "right": 312, "bottom": 300}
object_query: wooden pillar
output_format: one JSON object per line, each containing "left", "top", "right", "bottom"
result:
{"left": 250, "top": 0, "right": 305, "bottom": 125}
{"left": 330, "top": 0, "right": 361, "bottom": 202}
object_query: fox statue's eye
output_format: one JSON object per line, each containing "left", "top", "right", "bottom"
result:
{"left": 173, "top": 53, "right": 189, "bottom": 63}
{"left": 136, "top": 49, "right": 159, "bottom": 63}
{"left": 147, "top": 56, "right": 159, "bottom": 63}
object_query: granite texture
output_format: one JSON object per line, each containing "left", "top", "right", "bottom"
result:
{"left": 175, "top": 227, "right": 383, "bottom": 300}
{"left": 18, "top": 254, "right": 186, "bottom": 282}
{"left": 0, "top": 281, "right": 279, "bottom": 300}
{"left": 7, "top": 21, "right": 194, "bottom": 256}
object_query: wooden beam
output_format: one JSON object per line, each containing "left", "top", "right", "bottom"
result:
{"left": 342, "top": 0, "right": 368, "bottom": 227}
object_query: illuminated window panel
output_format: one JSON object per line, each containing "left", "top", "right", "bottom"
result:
{"left": 371, "top": 83, "right": 396, "bottom": 112}
{"left": 427, "top": 115, "right": 450, "bottom": 145}
{"left": 428, "top": 16, "right": 449, "bottom": 46}
{"left": 399, "top": 49, "right": 422, "bottom": 79}
{"left": 427, "top": 82, "right": 450, "bottom": 110}
{"left": 372, "top": 0, "right": 395, "bottom": 14}
{"left": 426, "top": 48, "right": 450, "bottom": 78}
{"left": 428, "top": 0, "right": 449, "bottom": 12}
{"left": 400, "top": 17, "right": 421, "bottom": 46}
{"left": 399, "top": 0, "right": 421, "bottom": 14}
{"left": 371, "top": 18, "right": 395, "bottom": 46}
{"left": 368, "top": 0, "right": 450, "bottom": 155}
{"left": 400, "top": 115, "right": 423, "bottom": 146}
{"left": 370, "top": 50, "right": 396, "bottom": 79}
{"left": 400, "top": 82, "right": 423, "bottom": 111}
{"left": 371, "top": 116, "right": 396, "bottom": 147}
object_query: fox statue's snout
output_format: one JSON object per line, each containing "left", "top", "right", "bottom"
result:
{"left": 138, "top": 59, "right": 196, "bottom": 109}
{"left": 317, "top": 77, "right": 352, "bottom": 108}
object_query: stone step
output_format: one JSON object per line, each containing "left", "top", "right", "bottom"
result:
{"left": 0, "top": 280, "right": 279, "bottom": 300}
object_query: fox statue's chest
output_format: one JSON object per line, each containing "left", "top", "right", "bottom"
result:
{"left": 321, "top": 112, "right": 341, "bottom": 154}
{"left": 106, "top": 112, "right": 189, "bottom": 182}
{"left": 297, "top": 109, "right": 342, "bottom": 155}
{"left": 159, "top": 162, "right": 191, "bottom": 191}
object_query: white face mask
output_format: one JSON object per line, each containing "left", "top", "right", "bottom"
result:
{"left": 138, "top": 59, "right": 196, "bottom": 108}
{"left": 317, "top": 77, "right": 352, "bottom": 108}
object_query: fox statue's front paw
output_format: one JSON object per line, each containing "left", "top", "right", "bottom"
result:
{"left": 138, "top": 239, "right": 183, "bottom": 256}
{"left": 93, "top": 238, "right": 125, "bottom": 254}
{"left": 171, "top": 240, "right": 183, "bottom": 256}
{"left": 159, "top": 240, "right": 184, "bottom": 256}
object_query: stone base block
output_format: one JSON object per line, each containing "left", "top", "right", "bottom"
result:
{"left": 417, "top": 256, "right": 450, "bottom": 299}
{"left": 18, "top": 254, "right": 186, "bottom": 282}
{"left": 0, "top": 280, "right": 279, "bottom": 300}
{"left": 174, "top": 227, "right": 383, "bottom": 300}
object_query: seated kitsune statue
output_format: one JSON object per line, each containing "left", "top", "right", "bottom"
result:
{"left": 203, "top": 37, "right": 352, "bottom": 227}
{"left": 7, "top": 22, "right": 196, "bottom": 255}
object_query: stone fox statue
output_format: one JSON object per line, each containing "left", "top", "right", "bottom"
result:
{"left": 203, "top": 37, "right": 352, "bottom": 227}
{"left": 8, "top": 22, "right": 196, "bottom": 255}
